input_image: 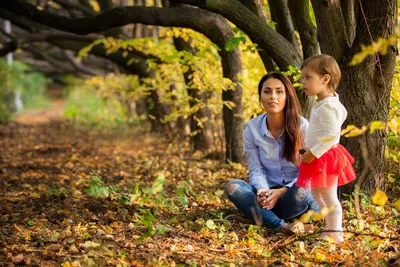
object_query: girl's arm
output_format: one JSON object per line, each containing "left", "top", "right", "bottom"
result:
{"left": 310, "top": 104, "right": 341, "bottom": 158}
{"left": 243, "top": 124, "right": 269, "bottom": 191}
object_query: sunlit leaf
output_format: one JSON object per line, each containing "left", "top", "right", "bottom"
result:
{"left": 206, "top": 219, "right": 217, "bottom": 230}
{"left": 369, "top": 121, "right": 386, "bottom": 134}
{"left": 372, "top": 189, "right": 388, "bottom": 206}
{"left": 388, "top": 119, "right": 399, "bottom": 134}
{"left": 341, "top": 124, "right": 356, "bottom": 135}
{"left": 344, "top": 126, "right": 368, "bottom": 137}
{"left": 214, "top": 190, "right": 224, "bottom": 196}
{"left": 393, "top": 199, "right": 400, "bottom": 212}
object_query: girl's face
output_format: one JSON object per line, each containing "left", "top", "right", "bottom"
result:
{"left": 260, "top": 78, "right": 287, "bottom": 115}
{"left": 301, "top": 66, "right": 332, "bottom": 100}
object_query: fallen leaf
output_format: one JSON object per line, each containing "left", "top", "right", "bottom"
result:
{"left": 393, "top": 199, "right": 400, "bottom": 212}
{"left": 372, "top": 189, "right": 388, "bottom": 206}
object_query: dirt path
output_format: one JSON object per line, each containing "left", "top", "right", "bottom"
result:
{"left": 0, "top": 100, "right": 235, "bottom": 266}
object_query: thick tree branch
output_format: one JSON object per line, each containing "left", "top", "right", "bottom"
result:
{"left": 0, "top": 39, "right": 17, "bottom": 57}
{"left": 288, "top": 0, "right": 319, "bottom": 59}
{"left": 52, "top": 0, "right": 95, "bottom": 16}
{"left": 97, "top": 0, "right": 114, "bottom": 11}
{"left": 310, "top": 0, "right": 349, "bottom": 60}
{"left": 268, "top": 0, "right": 300, "bottom": 54}
{"left": 238, "top": 0, "right": 274, "bottom": 71}
{"left": 239, "top": 0, "right": 269, "bottom": 21}
{"left": 171, "top": 0, "right": 302, "bottom": 68}
{"left": 0, "top": 31, "right": 101, "bottom": 56}
{"left": 340, "top": 0, "right": 358, "bottom": 45}
{"left": 1, "top": 0, "right": 301, "bottom": 69}
{"left": 64, "top": 50, "right": 105, "bottom": 76}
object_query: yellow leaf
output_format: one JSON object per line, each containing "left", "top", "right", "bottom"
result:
{"left": 30, "top": 192, "right": 41, "bottom": 199}
{"left": 317, "top": 135, "right": 335, "bottom": 142}
{"left": 369, "top": 121, "right": 386, "bottom": 134}
{"left": 340, "top": 125, "right": 356, "bottom": 135}
{"left": 344, "top": 126, "right": 367, "bottom": 137}
{"left": 372, "top": 189, "right": 388, "bottom": 206}
{"left": 387, "top": 119, "right": 399, "bottom": 134}
{"left": 299, "top": 210, "right": 314, "bottom": 223}
{"left": 311, "top": 212, "right": 323, "bottom": 221}
{"left": 298, "top": 241, "right": 305, "bottom": 253}
{"left": 299, "top": 213, "right": 310, "bottom": 223}
{"left": 393, "top": 199, "right": 400, "bottom": 212}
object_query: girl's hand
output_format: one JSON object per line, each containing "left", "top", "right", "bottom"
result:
{"left": 302, "top": 149, "right": 316, "bottom": 163}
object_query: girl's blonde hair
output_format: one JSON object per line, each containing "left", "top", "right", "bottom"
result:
{"left": 301, "top": 54, "right": 341, "bottom": 92}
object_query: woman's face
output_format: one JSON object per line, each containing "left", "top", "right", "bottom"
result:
{"left": 260, "top": 78, "right": 287, "bottom": 115}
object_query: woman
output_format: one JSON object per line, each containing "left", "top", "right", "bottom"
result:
{"left": 225, "top": 72, "right": 319, "bottom": 234}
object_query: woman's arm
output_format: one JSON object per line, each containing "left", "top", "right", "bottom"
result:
{"left": 243, "top": 124, "right": 269, "bottom": 191}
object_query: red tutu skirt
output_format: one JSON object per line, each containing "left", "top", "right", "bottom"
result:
{"left": 296, "top": 144, "right": 356, "bottom": 188}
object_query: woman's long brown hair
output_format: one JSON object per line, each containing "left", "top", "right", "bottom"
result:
{"left": 258, "top": 72, "right": 302, "bottom": 165}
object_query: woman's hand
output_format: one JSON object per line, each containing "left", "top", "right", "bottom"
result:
{"left": 256, "top": 188, "right": 269, "bottom": 206}
{"left": 302, "top": 149, "right": 316, "bottom": 163}
{"left": 257, "top": 188, "right": 288, "bottom": 210}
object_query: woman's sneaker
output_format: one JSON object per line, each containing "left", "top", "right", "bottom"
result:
{"left": 224, "top": 213, "right": 253, "bottom": 224}
{"left": 280, "top": 221, "right": 305, "bottom": 234}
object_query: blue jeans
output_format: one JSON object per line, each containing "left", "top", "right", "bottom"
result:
{"left": 225, "top": 179, "right": 320, "bottom": 230}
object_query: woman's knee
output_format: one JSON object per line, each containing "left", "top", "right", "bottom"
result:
{"left": 225, "top": 179, "right": 247, "bottom": 196}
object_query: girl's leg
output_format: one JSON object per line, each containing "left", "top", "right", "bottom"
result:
{"left": 311, "top": 188, "right": 327, "bottom": 210}
{"left": 319, "top": 186, "right": 344, "bottom": 243}
{"left": 225, "top": 179, "right": 285, "bottom": 230}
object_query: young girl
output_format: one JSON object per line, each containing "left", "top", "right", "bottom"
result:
{"left": 296, "top": 54, "right": 356, "bottom": 243}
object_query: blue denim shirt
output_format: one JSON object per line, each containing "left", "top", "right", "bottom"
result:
{"left": 243, "top": 114, "right": 309, "bottom": 191}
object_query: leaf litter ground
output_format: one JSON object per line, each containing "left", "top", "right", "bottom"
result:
{"left": 0, "top": 102, "right": 399, "bottom": 266}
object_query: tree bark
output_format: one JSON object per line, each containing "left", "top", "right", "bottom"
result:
{"left": 338, "top": 0, "right": 397, "bottom": 194}
{"left": 239, "top": 0, "right": 274, "bottom": 71}
{"left": 172, "top": 0, "right": 302, "bottom": 69}
{"left": 268, "top": 0, "right": 300, "bottom": 54}
{"left": 287, "top": 0, "right": 319, "bottom": 59}
{"left": 340, "top": 0, "right": 358, "bottom": 45}
{"left": 173, "top": 37, "right": 215, "bottom": 152}
{"left": 310, "top": 0, "right": 350, "bottom": 60}
{"left": 0, "top": 0, "right": 301, "bottom": 70}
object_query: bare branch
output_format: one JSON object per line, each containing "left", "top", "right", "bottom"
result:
{"left": 64, "top": 49, "right": 105, "bottom": 76}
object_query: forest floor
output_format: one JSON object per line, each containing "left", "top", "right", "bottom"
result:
{"left": 0, "top": 94, "right": 399, "bottom": 266}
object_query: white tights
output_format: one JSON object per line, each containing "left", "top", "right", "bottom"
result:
{"left": 311, "top": 186, "right": 343, "bottom": 232}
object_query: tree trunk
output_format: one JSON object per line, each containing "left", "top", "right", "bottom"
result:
{"left": 311, "top": 0, "right": 350, "bottom": 60}
{"left": 219, "top": 47, "right": 245, "bottom": 163}
{"left": 340, "top": 0, "right": 358, "bottom": 45}
{"left": 239, "top": 0, "right": 275, "bottom": 71}
{"left": 173, "top": 37, "right": 215, "bottom": 152}
{"left": 268, "top": 0, "right": 300, "bottom": 54}
{"left": 287, "top": 0, "right": 319, "bottom": 59}
{"left": 338, "top": 0, "right": 397, "bottom": 194}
